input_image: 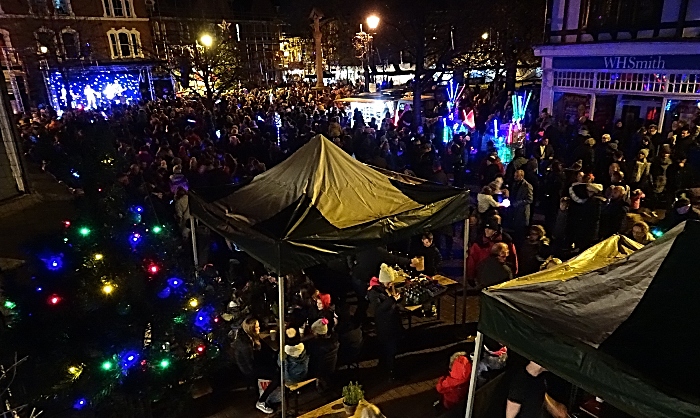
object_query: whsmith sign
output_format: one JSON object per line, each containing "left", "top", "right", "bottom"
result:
{"left": 552, "top": 55, "right": 700, "bottom": 71}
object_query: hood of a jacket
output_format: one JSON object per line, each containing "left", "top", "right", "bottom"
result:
{"left": 450, "top": 356, "right": 472, "bottom": 381}
{"left": 285, "top": 343, "right": 306, "bottom": 358}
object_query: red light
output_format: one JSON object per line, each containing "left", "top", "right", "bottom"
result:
{"left": 48, "top": 294, "right": 61, "bottom": 305}
{"left": 148, "top": 264, "right": 159, "bottom": 274}
{"left": 213, "top": 317, "right": 219, "bottom": 323}
{"left": 63, "top": 220, "right": 71, "bottom": 227}
{"left": 196, "top": 345, "right": 205, "bottom": 354}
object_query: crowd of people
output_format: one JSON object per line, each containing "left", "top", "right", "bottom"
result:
{"left": 16, "top": 79, "right": 700, "bottom": 417}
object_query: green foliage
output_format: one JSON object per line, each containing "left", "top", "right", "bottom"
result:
{"left": 342, "top": 381, "right": 364, "bottom": 406}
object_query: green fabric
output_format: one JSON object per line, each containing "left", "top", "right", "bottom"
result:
{"left": 479, "top": 294, "right": 700, "bottom": 418}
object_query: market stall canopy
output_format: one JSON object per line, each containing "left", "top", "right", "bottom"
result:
{"left": 479, "top": 222, "right": 700, "bottom": 418}
{"left": 189, "top": 134, "right": 469, "bottom": 272}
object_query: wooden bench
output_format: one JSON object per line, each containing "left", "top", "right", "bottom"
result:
{"left": 285, "top": 378, "right": 317, "bottom": 416}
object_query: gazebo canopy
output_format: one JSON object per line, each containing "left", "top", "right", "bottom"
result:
{"left": 189, "top": 134, "right": 470, "bottom": 272}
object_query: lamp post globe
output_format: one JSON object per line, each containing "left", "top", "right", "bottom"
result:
{"left": 366, "top": 15, "right": 380, "bottom": 30}
{"left": 200, "top": 34, "right": 213, "bottom": 47}
{"left": 481, "top": 32, "right": 489, "bottom": 40}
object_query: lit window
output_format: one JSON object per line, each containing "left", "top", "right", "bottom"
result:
{"left": 53, "top": 0, "right": 72, "bottom": 15}
{"left": 103, "top": 0, "right": 134, "bottom": 17}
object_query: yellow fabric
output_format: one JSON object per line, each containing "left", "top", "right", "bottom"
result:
{"left": 490, "top": 235, "right": 643, "bottom": 290}
{"left": 230, "top": 135, "right": 422, "bottom": 231}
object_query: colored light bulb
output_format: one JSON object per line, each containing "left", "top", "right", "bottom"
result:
{"left": 48, "top": 295, "right": 61, "bottom": 305}
{"left": 73, "top": 398, "right": 87, "bottom": 410}
{"left": 152, "top": 225, "right": 162, "bottom": 234}
{"left": 102, "top": 284, "right": 114, "bottom": 294}
{"left": 63, "top": 220, "right": 71, "bottom": 227}
{"left": 79, "top": 227, "right": 90, "bottom": 236}
{"left": 94, "top": 253, "right": 104, "bottom": 261}
{"left": 3, "top": 300, "right": 16, "bottom": 309}
{"left": 159, "top": 359, "right": 170, "bottom": 369}
{"left": 148, "top": 264, "right": 159, "bottom": 274}
{"left": 196, "top": 345, "right": 205, "bottom": 354}
{"left": 188, "top": 298, "right": 198, "bottom": 308}
{"left": 101, "top": 360, "right": 114, "bottom": 371}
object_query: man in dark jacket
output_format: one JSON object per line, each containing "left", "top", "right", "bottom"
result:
{"left": 566, "top": 182, "right": 605, "bottom": 252}
{"left": 508, "top": 170, "right": 534, "bottom": 244}
{"left": 600, "top": 186, "right": 630, "bottom": 238}
{"left": 475, "top": 243, "right": 513, "bottom": 288}
{"left": 352, "top": 247, "right": 410, "bottom": 323}
{"left": 413, "top": 232, "right": 442, "bottom": 276}
{"left": 517, "top": 225, "right": 551, "bottom": 276}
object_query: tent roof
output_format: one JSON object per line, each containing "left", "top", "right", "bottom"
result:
{"left": 189, "top": 135, "right": 469, "bottom": 272}
{"left": 479, "top": 222, "right": 700, "bottom": 418}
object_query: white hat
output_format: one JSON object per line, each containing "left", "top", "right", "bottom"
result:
{"left": 378, "top": 263, "right": 395, "bottom": 284}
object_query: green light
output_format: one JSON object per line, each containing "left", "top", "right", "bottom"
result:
{"left": 101, "top": 360, "right": 114, "bottom": 371}
{"left": 159, "top": 359, "right": 170, "bottom": 369}
{"left": 79, "top": 227, "right": 91, "bottom": 237}
{"left": 3, "top": 300, "right": 16, "bottom": 310}
{"left": 173, "top": 315, "right": 186, "bottom": 324}
{"left": 152, "top": 225, "right": 162, "bottom": 234}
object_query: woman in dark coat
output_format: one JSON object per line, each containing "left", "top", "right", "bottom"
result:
{"left": 367, "top": 277, "right": 403, "bottom": 377}
{"left": 231, "top": 317, "right": 278, "bottom": 414}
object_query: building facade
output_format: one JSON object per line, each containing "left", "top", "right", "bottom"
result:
{"left": 536, "top": 0, "right": 700, "bottom": 132}
{"left": 0, "top": 0, "right": 282, "bottom": 112}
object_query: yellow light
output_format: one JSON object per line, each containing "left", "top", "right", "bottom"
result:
{"left": 188, "top": 298, "right": 199, "bottom": 308}
{"left": 68, "top": 365, "right": 83, "bottom": 378}
{"left": 102, "top": 284, "right": 114, "bottom": 294}
{"left": 366, "top": 15, "right": 380, "bottom": 30}
{"left": 482, "top": 32, "right": 489, "bottom": 40}
{"left": 200, "top": 34, "right": 213, "bottom": 47}
{"left": 94, "top": 253, "right": 104, "bottom": 261}
{"left": 68, "top": 366, "right": 78, "bottom": 374}
{"left": 39, "top": 45, "right": 48, "bottom": 54}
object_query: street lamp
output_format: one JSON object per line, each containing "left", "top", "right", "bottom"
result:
{"left": 366, "top": 15, "right": 380, "bottom": 30}
{"left": 200, "top": 34, "right": 213, "bottom": 47}
{"left": 481, "top": 32, "right": 489, "bottom": 40}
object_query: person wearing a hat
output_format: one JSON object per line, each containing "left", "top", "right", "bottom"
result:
{"left": 367, "top": 270, "right": 403, "bottom": 378}
{"left": 630, "top": 149, "right": 651, "bottom": 191}
{"left": 651, "top": 145, "right": 673, "bottom": 206}
{"left": 278, "top": 327, "right": 309, "bottom": 384}
{"left": 307, "top": 318, "right": 339, "bottom": 391}
{"left": 475, "top": 242, "right": 514, "bottom": 289}
{"left": 466, "top": 219, "right": 518, "bottom": 281}
{"left": 661, "top": 197, "right": 700, "bottom": 231}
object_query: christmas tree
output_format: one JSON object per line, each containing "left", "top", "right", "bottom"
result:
{"left": 1, "top": 116, "right": 233, "bottom": 417}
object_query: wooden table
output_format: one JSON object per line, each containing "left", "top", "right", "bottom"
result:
{"left": 400, "top": 274, "right": 460, "bottom": 328}
{"left": 297, "top": 398, "right": 346, "bottom": 418}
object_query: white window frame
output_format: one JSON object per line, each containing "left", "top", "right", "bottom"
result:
{"left": 107, "top": 28, "right": 143, "bottom": 59}
{"left": 102, "top": 0, "right": 135, "bottom": 18}
{"left": 59, "top": 27, "right": 79, "bottom": 59}
{"left": 34, "top": 27, "right": 57, "bottom": 55}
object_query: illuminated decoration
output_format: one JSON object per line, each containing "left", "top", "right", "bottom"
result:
{"left": 71, "top": 170, "right": 80, "bottom": 178}
{"left": 151, "top": 225, "right": 162, "bottom": 234}
{"left": 194, "top": 306, "right": 215, "bottom": 332}
{"left": 45, "top": 69, "right": 141, "bottom": 111}
{"left": 652, "top": 228, "right": 664, "bottom": 238}
{"left": 173, "top": 314, "right": 186, "bottom": 324}
{"left": 188, "top": 298, "right": 199, "bottom": 308}
{"left": 147, "top": 263, "right": 160, "bottom": 275}
{"left": 132, "top": 205, "right": 144, "bottom": 214}
{"left": 167, "top": 278, "right": 182, "bottom": 288}
{"left": 157, "top": 286, "right": 171, "bottom": 299}
{"left": 3, "top": 300, "right": 16, "bottom": 309}
{"left": 465, "top": 109, "right": 475, "bottom": 130}
{"left": 101, "top": 360, "right": 114, "bottom": 371}
{"left": 159, "top": 358, "right": 170, "bottom": 369}
{"left": 79, "top": 227, "right": 91, "bottom": 237}
{"left": 102, "top": 283, "right": 114, "bottom": 294}
{"left": 63, "top": 220, "right": 71, "bottom": 227}
{"left": 121, "top": 351, "right": 140, "bottom": 369}
{"left": 44, "top": 254, "right": 64, "bottom": 271}
{"left": 73, "top": 398, "right": 87, "bottom": 410}
{"left": 94, "top": 253, "right": 104, "bottom": 261}
{"left": 130, "top": 233, "right": 142, "bottom": 245}
{"left": 68, "top": 365, "right": 83, "bottom": 379}
{"left": 196, "top": 344, "right": 206, "bottom": 355}
{"left": 48, "top": 294, "right": 62, "bottom": 305}
{"left": 511, "top": 91, "right": 532, "bottom": 125}
{"left": 500, "top": 198, "right": 511, "bottom": 208}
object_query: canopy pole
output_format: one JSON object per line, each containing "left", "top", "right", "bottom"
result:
{"left": 462, "top": 218, "right": 470, "bottom": 324}
{"left": 464, "top": 331, "right": 483, "bottom": 418}
{"left": 190, "top": 217, "right": 199, "bottom": 271}
{"left": 277, "top": 249, "right": 286, "bottom": 417}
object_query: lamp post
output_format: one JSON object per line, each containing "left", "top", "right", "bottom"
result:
{"left": 364, "top": 15, "right": 379, "bottom": 91}
{"left": 199, "top": 34, "right": 213, "bottom": 48}
{"left": 310, "top": 8, "right": 325, "bottom": 89}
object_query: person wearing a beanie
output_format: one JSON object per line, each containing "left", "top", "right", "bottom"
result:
{"left": 278, "top": 328, "right": 309, "bottom": 384}
{"left": 629, "top": 149, "right": 651, "bottom": 191}
{"left": 566, "top": 182, "right": 605, "bottom": 251}
{"left": 307, "top": 318, "right": 339, "bottom": 391}
{"left": 367, "top": 271, "right": 403, "bottom": 378}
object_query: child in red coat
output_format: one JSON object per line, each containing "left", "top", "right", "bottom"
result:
{"left": 436, "top": 352, "right": 473, "bottom": 410}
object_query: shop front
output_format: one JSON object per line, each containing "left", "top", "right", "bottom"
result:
{"left": 536, "top": 43, "right": 700, "bottom": 133}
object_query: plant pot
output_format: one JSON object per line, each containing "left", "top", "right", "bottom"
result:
{"left": 343, "top": 402, "right": 358, "bottom": 416}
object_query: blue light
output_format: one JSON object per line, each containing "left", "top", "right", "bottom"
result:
{"left": 194, "top": 306, "right": 215, "bottom": 332}
{"left": 665, "top": 100, "right": 673, "bottom": 112}
{"left": 71, "top": 170, "right": 80, "bottom": 178}
{"left": 132, "top": 206, "right": 144, "bottom": 213}
{"left": 36, "top": 287, "right": 42, "bottom": 292}
{"left": 652, "top": 228, "right": 664, "bottom": 238}
{"left": 157, "top": 286, "right": 171, "bottom": 299}
{"left": 129, "top": 233, "right": 142, "bottom": 245}
{"left": 73, "top": 398, "right": 87, "bottom": 410}
{"left": 121, "top": 351, "right": 140, "bottom": 369}
{"left": 167, "top": 278, "right": 182, "bottom": 288}
{"left": 43, "top": 254, "right": 64, "bottom": 271}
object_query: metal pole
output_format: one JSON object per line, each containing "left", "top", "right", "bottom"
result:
{"left": 277, "top": 248, "right": 286, "bottom": 417}
{"left": 189, "top": 217, "right": 199, "bottom": 270}
{"left": 313, "top": 14, "right": 324, "bottom": 89}
{"left": 464, "top": 332, "right": 484, "bottom": 418}
{"left": 462, "top": 217, "right": 470, "bottom": 324}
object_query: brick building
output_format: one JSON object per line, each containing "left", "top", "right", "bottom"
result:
{"left": 0, "top": 0, "right": 282, "bottom": 112}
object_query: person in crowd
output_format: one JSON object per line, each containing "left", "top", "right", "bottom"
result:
{"left": 661, "top": 197, "right": 700, "bottom": 231}
{"left": 475, "top": 242, "right": 514, "bottom": 288}
{"left": 307, "top": 318, "right": 339, "bottom": 391}
{"left": 575, "top": 138, "right": 596, "bottom": 173}
{"left": 566, "top": 182, "right": 605, "bottom": 251}
{"left": 367, "top": 275, "right": 403, "bottom": 378}
{"left": 467, "top": 220, "right": 518, "bottom": 280}
{"left": 413, "top": 232, "right": 442, "bottom": 276}
{"left": 532, "top": 136, "right": 554, "bottom": 170}
{"left": 436, "top": 352, "right": 472, "bottom": 410}
{"left": 629, "top": 221, "right": 655, "bottom": 245}
{"left": 517, "top": 225, "right": 551, "bottom": 276}
{"left": 508, "top": 169, "right": 534, "bottom": 244}
{"left": 629, "top": 149, "right": 651, "bottom": 192}
{"left": 278, "top": 327, "right": 309, "bottom": 384}
{"left": 481, "top": 155, "right": 502, "bottom": 186}
{"left": 629, "top": 189, "right": 645, "bottom": 212}
{"left": 600, "top": 186, "right": 630, "bottom": 238}
{"left": 232, "top": 317, "right": 279, "bottom": 414}
{"left": 477, "top": 185, "right": 501, "bottom": 223}
{"left": 505, "top": 148, "right": 528, "bottom": 186}
{"left": 650, "top": 145, "right": 673, "bottom": 207}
